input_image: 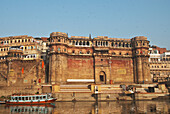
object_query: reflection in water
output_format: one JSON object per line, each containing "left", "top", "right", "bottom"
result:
{"left": 4, "top": 104, "right": 54, "bottom": 114}
{"left": 0, "top": 101, "right": 169, "bottom": 113}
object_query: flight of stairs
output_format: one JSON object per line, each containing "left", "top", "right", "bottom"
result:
{"left": 100, "top": 84, "right": 123, "bottom": 93}
{"left": 59, "top": 85, "right": 91, "bottom": 93}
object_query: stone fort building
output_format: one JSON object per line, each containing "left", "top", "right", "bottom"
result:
{"left": 48, "top": 32, "right": 151, "bottom": 84}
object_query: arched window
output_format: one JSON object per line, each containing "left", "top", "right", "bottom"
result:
{"left": 58, "top": 48, "right": 60, "bottom": 51}
{"left": 87, "top": 41, "right": 90, "bottom": 46}
{"left": 106, "top": 41, "right": 108, "bottom": 46}
{"left": 95, "top": 41, "right": 97, "bottom": 46}
{"left": 119, "top": 43, "right": 121, "bottom": 47}
{"left": 103, "top": 42, "right": 105, "bottom": 46}
{"left": 111, "top": 42, "right": 114, "bottom": 47}
{"left": 123, "top": 43, "right": 125, "bottom": 47}
{"left": 83, "top": 41, "right": 85, "bottom": 45}
{"left": 115, "top": 42, "right": 118, "bottom": 47}
{"left": 126, "top": 43, "right": 129, "bottom": 47}
{"left": 98, "top": 41, "right": 100, "bottom": 46}
{"left": 79, "top": 41, "right": 82, "bottom": 45}
{"left": 76, "top": 41, "right": 78, "bottom": 45}
{"left": 119, "top": 52, "right": 121, "bottom": 55}
{"left": 136, "top": 43, "right": 138, "bottom": 46}
{"left": 73, "top": 41, "right": 75, "bottom": 45}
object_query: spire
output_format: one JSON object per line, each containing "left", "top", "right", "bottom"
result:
{"left": 89, "top": 34, "right": 91, "bottom": 39}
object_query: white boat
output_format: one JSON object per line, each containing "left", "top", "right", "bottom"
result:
{"left": 6, "top": 94, "right": 56, "bottom": 105}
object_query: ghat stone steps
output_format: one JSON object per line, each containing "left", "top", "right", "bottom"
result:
{"left": 59, "top": 85, "right": 91, "bottom": 93}
{"left": 58, "top": 84, "right": 124, "bottom": 93}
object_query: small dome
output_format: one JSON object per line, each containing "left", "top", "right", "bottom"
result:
{"left": 50, "top": 32, "right": 67, "bottom": 37}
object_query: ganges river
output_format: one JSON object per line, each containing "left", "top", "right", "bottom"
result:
{"left": 0, "top": 100, "right": 170, "bottom": 114}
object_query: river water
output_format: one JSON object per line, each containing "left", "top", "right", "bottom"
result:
{"left": 0, "top": 100, "right": 169, "bottom": 114}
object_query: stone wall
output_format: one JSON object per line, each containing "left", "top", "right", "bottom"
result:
{"left": 67, "top": 56, "right": 94, "bottom": 80}
{"left": 0, "top": 59, "right": 45, "bottom": 86}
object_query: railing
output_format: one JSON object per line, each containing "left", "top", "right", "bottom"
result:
{"left": 153, "top": 77, "right": 170, "bottom": 83}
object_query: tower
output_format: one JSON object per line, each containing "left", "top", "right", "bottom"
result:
{"left": 48, "top": 32, "right": 68, "bottom": 84}
{"left": 132, "top": 36, "right": 152, "bottom": 83}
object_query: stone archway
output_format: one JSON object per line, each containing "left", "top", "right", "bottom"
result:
{"left": 99, "top": 71, "right": 106, "bottom": 84}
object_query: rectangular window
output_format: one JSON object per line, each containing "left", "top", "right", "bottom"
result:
{"left": 43, "top": 96, "right": 46, "bottom": 99}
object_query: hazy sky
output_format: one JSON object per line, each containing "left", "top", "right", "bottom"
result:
{"left": 0, "top": 0, "right": 170, "bottom": 49}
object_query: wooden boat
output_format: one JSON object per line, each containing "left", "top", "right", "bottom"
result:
{"left": 6, "top": 94, "right": 56, "bottom": 104}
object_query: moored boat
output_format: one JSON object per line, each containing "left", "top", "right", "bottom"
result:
{"left": 6, "top": 94, "right": 56, "bottom": 105}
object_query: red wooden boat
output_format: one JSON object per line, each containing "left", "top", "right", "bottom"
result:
{"left": 6, "top": 94, "right": 56, "bottom": 105}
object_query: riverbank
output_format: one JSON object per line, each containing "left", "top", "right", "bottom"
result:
{"left": 0, "top": 83, "right": 169, "bottom": 101}
{"left": 51, "top": 83, "right": 169, "bottom": 101}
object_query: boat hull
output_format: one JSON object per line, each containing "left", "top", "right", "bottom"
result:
{"left": 6, "top": 99, "right": 56, "bottom": 105}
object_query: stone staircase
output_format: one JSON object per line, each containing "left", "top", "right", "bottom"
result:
{"left": 59, "top": 85, "right": 91, "bottom": 93}
{"left": 58, "top": 84, "right": 124, "bottom": 93}
{"left": 135, "top": 84, "right": 165, "bottom": 93}
{"left": 100, "top": 84, "right": 123, "bottom": 94}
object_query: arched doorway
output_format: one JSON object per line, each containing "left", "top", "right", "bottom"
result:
{"left": 99, "top": 71, "right": 106, "bottom": 84}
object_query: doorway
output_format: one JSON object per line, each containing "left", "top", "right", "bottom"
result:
{"left": 99, "top": 71, "right": 106, "bottom": 84}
